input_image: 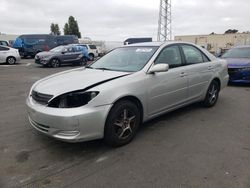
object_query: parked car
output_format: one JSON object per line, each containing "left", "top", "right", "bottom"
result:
{"left": 78, "top": 44, "right": 98, "bottom": 61}
{"left": 35, "top": 45, "right": 84, "bottom": 68}
{"left": 13, "top": 34, "right": 79, "bottom": 58}
{"left": 27, "top": 42, "right": 229, "bottom": 146}
{"left": 222, "top": 45, "right": 250, "bottom": 83}
{"left": 0, "top": 45, "right": 20, "bottom": 65}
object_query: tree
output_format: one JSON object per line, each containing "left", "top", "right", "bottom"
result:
{"left": 50, "top": 23, "right": 61, "bottom": 35}
{"left": 63, "top": 23, "right": 70, "bottom": 35}
{"left": 224, "top": 29, "right": 238, "bottom": 34}
{"left": 63, "top": 16, "right": 81, "bottom": 38}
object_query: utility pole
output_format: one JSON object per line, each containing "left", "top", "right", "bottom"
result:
{"left": 157, "top": 0, "right": 172, "bottom": 41}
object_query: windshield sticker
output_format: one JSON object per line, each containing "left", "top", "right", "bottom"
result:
{"left": 136, "top": 48, "right": 153, "bottom": 53}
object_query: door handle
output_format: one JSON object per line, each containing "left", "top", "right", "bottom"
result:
{"left": 180, "top": 72, "right": 187, "bottom": 77}
{"left": 208, "top": 66, "right": 214, "bottom": 70}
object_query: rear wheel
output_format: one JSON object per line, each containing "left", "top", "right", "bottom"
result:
{"left": 6, "top": 57, "right": 16, "bottom": 65}
{"left": 50, "top": 58, "right": 60, "bottom": 68}
{"left": 104, "top": 100, "right": 141, "bottom": 147}
{"left": 89, "top": 54, "right": 94, "bottom": 61}
{"left": 203, "top": 80, "right": 220, "bottom": 107}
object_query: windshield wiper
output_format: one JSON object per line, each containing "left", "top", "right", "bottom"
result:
{"left": 95, "top": 67, "right": 113, "bottom": 71}
{"left": 85, "top": 66, "right": 93, "bottom": 69}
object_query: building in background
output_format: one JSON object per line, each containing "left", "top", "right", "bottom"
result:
{"left": 0, "top": 34, "right": 19, "bottom": 45}
{"left": 175, "top": 33, "right": 250, "bottom": 55}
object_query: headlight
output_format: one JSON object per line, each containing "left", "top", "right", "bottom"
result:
{"left": 241, "top": 67, "right": 250, "bottom": 71}
{"left": 48, "top": 91, "right": 99, "bottom": 108}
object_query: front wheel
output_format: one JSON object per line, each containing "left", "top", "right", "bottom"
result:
{"left": 50, "top": 58, "right": 60, "bottom": 68}
{"left": 203, "top": 80, "right": 220, "bottom": 107}
{"left": 104, "top": 100, "right": 141, "bottom": 147}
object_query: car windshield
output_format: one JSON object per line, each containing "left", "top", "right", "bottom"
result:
{"left": 222, "top": 47, "right": 250, "bottom": 58}
{"left": 90, "top": 47, "right": 158, "bottom": 72}
{"left": 50, "top": 46, "right": 65, "bottom": 53}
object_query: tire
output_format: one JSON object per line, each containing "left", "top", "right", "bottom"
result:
{"left": 104, "top": 100, "right": 141, "bottom": 147}
{"left": 50, "top": 58, "right": 60, "bottom": 68}
{"left": 78, "top": 58, "right": 85, "bottom": 66}
{"left": 203, "top": 80, "right": 220, "bottom": 107}
{"left": 6, "top": 57, "right": 16, "bottom": 65}
{"left": 89, "top": 54, "right": 94, "bottom": 61}
{"left": 78, "top": 61, "right": 83, "bottom": 66}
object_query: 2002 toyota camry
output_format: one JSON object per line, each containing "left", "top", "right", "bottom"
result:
{"left": 27, "top": 42, "right": 229, "bottom": 146}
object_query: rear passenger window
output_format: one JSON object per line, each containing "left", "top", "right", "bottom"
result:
{"left": 182, "top": 45, "right": 204, "bottom": 64}
{"left": 89, "top": 45, "right": 97, "bottom": 49}
{"left": 202, "top": 54, "right": 210, "bottom": 62}
{"left": 0, "top": 41, "right": 8, "bottom": 46}
{"left": 155, "top": 45, "right": 182, "bottom": 68}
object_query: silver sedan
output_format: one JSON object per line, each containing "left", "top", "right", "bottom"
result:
{"left": 26, "top": 42, "right": 229, "bottom": 146}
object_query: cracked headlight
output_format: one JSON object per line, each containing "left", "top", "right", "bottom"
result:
{"left": 48, "top": 91, "right": 99, "bottom": 108}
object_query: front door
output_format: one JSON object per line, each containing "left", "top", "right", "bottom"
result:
{"left": 147, "top": 45, "right": 188, "bottom": 116}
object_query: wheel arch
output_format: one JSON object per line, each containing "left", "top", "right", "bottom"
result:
{"left": 89, "top": 52, "right": 95, "bottom": 58}
{"left": 111, "top": 95, "right": 144, "bottom": 124}
{"left": 6, "top": 56, "right": 16, "bottom": 61}
{"left": 212, "top": 77, "right": 221, "bottom": 90}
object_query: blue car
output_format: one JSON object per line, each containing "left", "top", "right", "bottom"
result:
{"left": 222, "top": 46, "right": 250, "bottom": 83}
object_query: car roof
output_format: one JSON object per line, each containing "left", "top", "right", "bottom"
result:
{"left": 124, "top": 41, "right": 200, "bottom": 47}
{"left": 127, "top": 41, "right": 164, "bottom": 47}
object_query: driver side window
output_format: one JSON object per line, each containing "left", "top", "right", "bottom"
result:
{"left": 155, "top": 45, "right": 182, "bottom": 68}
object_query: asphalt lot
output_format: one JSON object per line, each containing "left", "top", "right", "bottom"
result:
{"left": 0, "top": 59, "right": 250, "bottom": 188}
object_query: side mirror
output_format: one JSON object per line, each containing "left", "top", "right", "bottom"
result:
{"left": 148, "top": 64, "right": 169, "bottom": 74}
{"left": 61, "top": 49, "right": 67, "bottom": 54}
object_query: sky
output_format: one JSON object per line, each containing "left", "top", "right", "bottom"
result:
{"left": 0, "top": 0, "right": 250, "bottom": 41}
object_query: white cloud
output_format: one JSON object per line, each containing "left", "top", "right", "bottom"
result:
{"left": 0, "top": 0, "right": 249, "bottom": 41}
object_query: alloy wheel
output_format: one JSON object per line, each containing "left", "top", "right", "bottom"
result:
{"left": 113, "top": 108, "right": 136, "bottom": 140}
{"left": 7, "top": 57, "right": 16, "bottom": 65}
{"left": 208, "top": 84, "right": 218, "bottom": 105}
{"left": 51, "top": 59, "right": 60, "bottom": 68}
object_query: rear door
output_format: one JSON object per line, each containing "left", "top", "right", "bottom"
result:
{"left": 62, "top": 47, "right": 77, "bottom": 62}
{"left": 147, "top": 45, "right": 189, "bottom": 115}
{"left": 0, "top": 46, "right": 9, "bottom": 63}
{"left": 71, "top": 46, "right": 82, "bottom": 61}
{"left": 180, "top": 44, "right": 214, "bottom": 100}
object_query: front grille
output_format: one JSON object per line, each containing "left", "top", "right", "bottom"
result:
{"left": 32, "top": 90, "right": 53, "bottom": 105}
{"left": 228, "top": 68, "right": 241, "bottom": 76}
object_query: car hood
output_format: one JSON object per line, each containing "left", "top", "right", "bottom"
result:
{"left": 224, "top": 58, "right": 250, "bottom": 68}
{"left": 33, "top": 68, "right": 130, "bottom": 96}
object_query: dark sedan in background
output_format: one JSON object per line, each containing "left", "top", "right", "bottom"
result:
{"left": 222, "top": 45, "right": 250, "bottom": 83}
{"left": 35, "top": 45, "right": 84, "bottom": 68}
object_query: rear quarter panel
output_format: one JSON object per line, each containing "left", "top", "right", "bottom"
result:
{"left": 213, "top": 58, "right": 229, "bottom": 89}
